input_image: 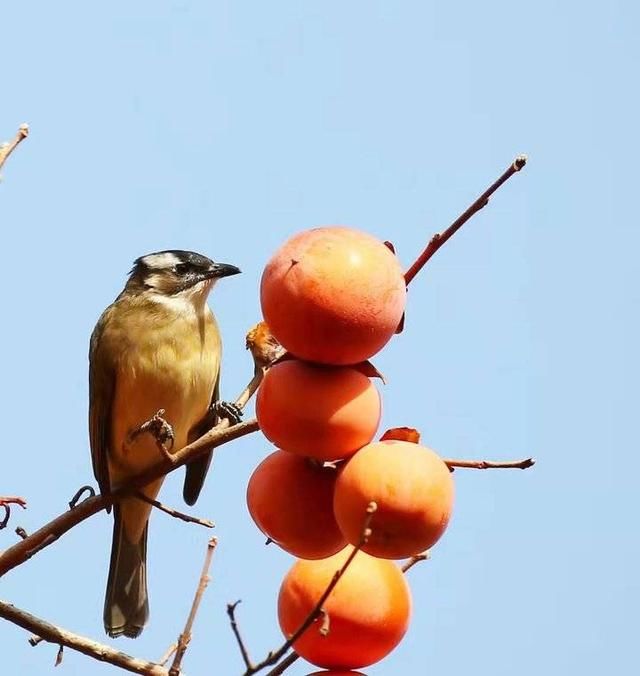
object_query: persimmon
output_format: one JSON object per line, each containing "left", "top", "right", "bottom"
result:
{"left": 260, "top": 226, "right": 406, "bottom": 365}
{"left": 246, "top": 450, "right": 346, "bottom": 559}
{"left": 278, "top": 547, "right": 411, "bottom": 669}
{"left": 333, "top": 440, "right": 454, "bottom": 559}
{"left": 306, "top": 672, "right": 367, "bottom": 675}
{"left": 256, "top": 360, "right": 381, "bottom": 461}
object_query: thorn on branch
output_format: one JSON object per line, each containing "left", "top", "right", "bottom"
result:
{"left": 68, "top": 486, "right": 96, "bottom": 510}
{"left": 54, "top": 644, "right": 64, "bottom": 667}
{"left": 28, "top": 634, "right": 44, "bottom": 647}
{"left": 15, "top": 527, "right": 28, "bottom": 540}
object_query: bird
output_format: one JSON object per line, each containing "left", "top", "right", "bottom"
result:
{"left": 89, "top": 249, "right": 240, "bottom": 639}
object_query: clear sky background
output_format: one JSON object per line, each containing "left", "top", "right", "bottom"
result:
{"left": 1, "top": 1, "right": 637, "bottom": 674}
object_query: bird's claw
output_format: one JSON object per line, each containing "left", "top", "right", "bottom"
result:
{"left": 129, "top": 409, "right": 176, "bottom": 458}
{"left": 213, "top": 400, "right": 243, "bottom": 425}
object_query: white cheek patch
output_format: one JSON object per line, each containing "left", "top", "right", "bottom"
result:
{"left": 142, "top": 252, "right": 181, "bottom": 270}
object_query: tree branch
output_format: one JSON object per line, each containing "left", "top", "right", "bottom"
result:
{"left": 445, "top": 457, "right": 535, "bottom": 470}
{"left": 0, "top": 417, "right": 258, "bottom": 578}
{"left": 0, "top": 599, "right": 168, "bottom": 676}
{"left": 0, "top": 124, "right": 29, "bottom": 176}
{"left": 404, "top": 155, "right": 527, "bottom": 285}
{"left": 264, "top": 652, "right": 300, "bottom": 676}
{"left": 168, "top": 537, "right": 218, "bottom": 676}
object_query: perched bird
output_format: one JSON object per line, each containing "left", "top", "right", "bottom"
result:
{"left": 89, "top": 250, "right": 240, "bottom": 638}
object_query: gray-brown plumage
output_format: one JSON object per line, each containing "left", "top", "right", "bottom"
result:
{"left": 89, "top": 250, "right": 239, "bottom": 638}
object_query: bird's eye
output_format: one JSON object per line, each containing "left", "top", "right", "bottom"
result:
{"left": 174, "top": 262, "right": 195, "bottom": 275}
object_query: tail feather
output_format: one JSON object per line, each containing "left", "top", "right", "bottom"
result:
{"left": 104, "top": 505, "right": 149, "bottom": 638}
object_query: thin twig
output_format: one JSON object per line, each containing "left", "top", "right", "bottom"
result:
{"left": 133, "top": 492, "right": 214, "bottom": 529}
{"left": 227, "top": 601, "right": 254, "bottom": 670}
{"left": 264, "top": 652, "right": 300, "bottom": 676}
{"left": 401, "top": 552, "right": 430, "bottom": 573}
{"left": 243, "top": 502, "right": 378, "bottom": 675}
{"left": 0, "top": 599, "right": 168, "bottom": 675}
{"left": 168, "top": 537, "right": 218, "bottom": 676}
{"left": 445, "top": 457, "right": 535, "bottom": 470}
{"left": 0, "top": 123, "right": 29, "bottom": 176}
{"left": 404, "top": 155, "right": 527, "bottom": 285}
{"left": 157, "top": 643, "right": 177, "bottom": 667}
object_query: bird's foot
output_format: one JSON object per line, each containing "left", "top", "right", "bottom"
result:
{"left": 128, "top": 409, "right": 176, "bottom": 461}
{"left": 213, "top": 400, "right": 243, "bottom": 425}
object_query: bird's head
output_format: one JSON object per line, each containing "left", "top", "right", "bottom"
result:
{"left": 126, "top": 250, "right": 241, "bottom": 302}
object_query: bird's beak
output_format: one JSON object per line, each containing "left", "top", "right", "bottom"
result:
{"left": 206, "top": 262, "right": 241, "bottom": 279}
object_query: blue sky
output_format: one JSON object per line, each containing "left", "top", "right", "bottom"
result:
{"left": 1, "top": 1, "right": 638, "bottom": 674}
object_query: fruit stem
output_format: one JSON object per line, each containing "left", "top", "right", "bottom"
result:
{"left": 404, "top": 155, "right": 527, "bottom": 285}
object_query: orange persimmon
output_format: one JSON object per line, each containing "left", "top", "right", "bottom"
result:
{"left": 333, "top": 440, "right": 454, "bottom": 559}
{"left": 278, "top": 547, "right": 411, "bottom": 669}
{"left": 260, "top": 226, "right": 406, "bottom": 365}
{"left": 256, "top": 360, "right": 381, "bottom": 461}
{"left": 246, "top": 450, "right": 346, "bottom": 559}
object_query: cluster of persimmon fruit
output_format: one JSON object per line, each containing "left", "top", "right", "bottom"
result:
{"left": 246, "top": 226, "right": 455, "bottom": 674}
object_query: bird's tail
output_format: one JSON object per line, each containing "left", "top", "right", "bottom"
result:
{"left": 103, "top": 505, "right": 149, "bottom": 638}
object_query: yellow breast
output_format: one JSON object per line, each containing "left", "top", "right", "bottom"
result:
{"left": 104, "top": 296, "right": 220, "bottom": 485}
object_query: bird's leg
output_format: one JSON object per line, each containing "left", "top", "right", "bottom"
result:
{"left": 128, "top": 409, "right": 176, "bottom": 462}
{"left": 212, "top": 400, "right": 244, "bottom": 425}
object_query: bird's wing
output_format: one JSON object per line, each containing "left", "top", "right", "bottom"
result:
{"left": 183, "top": 374, "right": 219, "bottom": 506}
{"left": 89, "top": 310, "right": 116, "bottom": 512}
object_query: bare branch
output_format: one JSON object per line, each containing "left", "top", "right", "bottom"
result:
{"left": 0, "top": 124, "right": 29, "bottom": 176}
{"left": 168, "top": 537, "right": 218, "bottom": 676}
{"left": 445, "top": 457, "right": 535, "bottom": 471}
{"left": 404, "top": 155, "right": 527, "bottom": 285}
{"left": 133, "top": 492, "right": 214, "bottom": 529}
{"left": 157, "top": 644, "right": 177, "bottom": 667}
{"left": 0, "top": 599, "right": 167, "bottom": 675}
{"left": 264, "top": 652, "right": 300, "bottom": 676}
{"left": 227, "top": 601, "right": 254, "bottom": 670}
{"left": 241, "top": 502, "right": 378, "bottom": 675}
{"left": 0, "top": 417, "right": 258, "bottom": 578}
